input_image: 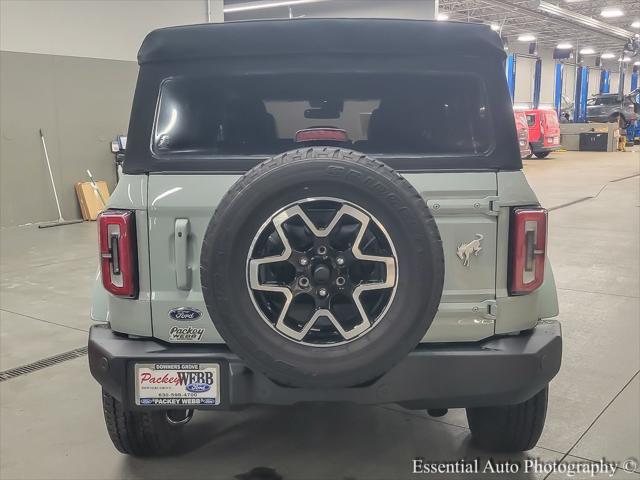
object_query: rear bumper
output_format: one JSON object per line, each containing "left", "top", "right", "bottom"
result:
{"left": 88, "top": 320, "right": 562, "bottom": 411}
{"left": 530, "top": 140, "right": 560, "bottom": 153}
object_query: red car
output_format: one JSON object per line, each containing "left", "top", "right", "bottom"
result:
{"left": 524, "top": 109, "right": 560, "bottom": 158}
{"left": 514, "top": 111, "right": 531, "bottom": 158}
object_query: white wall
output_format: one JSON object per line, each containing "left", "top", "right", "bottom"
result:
{"left": 510, "top": 46, "right": 556, "bottom": 108}
{"left": 0, "top": 0, "right": 224, "bottom": 226}
{"left": 293, "top": 0, "right": 437, "bottom": 19}
{"left": 0, "top": 0, "right": 223, "bottom": 61}
{"left": 225, "top": 0, "right": 437, "bottom": 21}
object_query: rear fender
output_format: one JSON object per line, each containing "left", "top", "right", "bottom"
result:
{"left": 493, "top": 171, "right": 559, "bottom": 335}
{"left": 90, "top": 174, "right": 153, "bottom": 337}
{"left": 537, "top": 258, "right": 559, "bottom": 318}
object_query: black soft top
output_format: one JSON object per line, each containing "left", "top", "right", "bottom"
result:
{"left": 125, "top": 18, "right": 522, "bottom": 173}
{"left": 138, "top": 18, "right": 506, "bottom": 65}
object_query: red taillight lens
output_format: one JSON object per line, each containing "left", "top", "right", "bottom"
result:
{"left": 99, "top": 210, "right": 138, "bottom": 298}
{"left": 509, "top": 207, "right": 547, "bottom": 295}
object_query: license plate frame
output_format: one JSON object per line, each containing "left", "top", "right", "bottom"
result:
{"left": 134, "top": 362, "right": 221, "bottom": 407}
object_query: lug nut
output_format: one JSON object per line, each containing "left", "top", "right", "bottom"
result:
{"left": 298, "top": 277, "right": 310, "bottom": 288}
{"left": 336, "top": 257, "right": 345, "bottom": 266}
{"left": 336, "top": 276, "right": 346, "bottom": 287}
{"left": 299, "top": 256, "right": 309, "bottom": 266}
{"left": 317, "top": 246, "right": 327, "bottom": 255}
{"left": 318, "top": 287, "right": 328, "bottom": 297}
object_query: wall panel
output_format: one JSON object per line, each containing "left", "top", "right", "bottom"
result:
{"left": 0, "top": 51, "right": 138, "bottom": 226}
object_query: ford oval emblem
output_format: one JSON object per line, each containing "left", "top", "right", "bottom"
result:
{"left": 186, "top": 382, "right": 211, "bottom": 393}
{"left": 169, "top": 307, "right": 202, "bottom": 321}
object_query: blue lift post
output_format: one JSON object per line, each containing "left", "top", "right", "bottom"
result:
{"left": 628, "top": 67, "right": 639, "bottom": 142}
{"left": 554, "top": 62, "right": 564, "bottom": 118}
{"left": 504, "top": 53, "right": 540, "bottom": 106}
{"left": 573, "top": 65, "right": 589, "bottom": 122}
{"left": 618, "top": 67, "right": 626, "bottom": 96}
{"left": 600, "top": 70, "right": 611, "bottom": 93}
{"left": 532, "top": 58, "right": 542, "bottom": 109}
{"left": 579, "top": 66, "right": 589, "bottom": 122}
{"left": 506, "top": 54, "right": 516, "bottom": 103}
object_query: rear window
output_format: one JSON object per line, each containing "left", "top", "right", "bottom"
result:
{"left": 543, "top": 111, "right": 559, "bottom": 126}
{"left": 595, "top": 96, "right": 620, "bottom": 106}
{"left": 153, "top": 72, "right": 494, "bottom": 157}
{"left": 526, "top": 114, "right": 536, "bottom": 127}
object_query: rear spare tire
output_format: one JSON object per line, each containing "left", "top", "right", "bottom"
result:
{"left": 201, "top": 148, "right": 444, "bottom": 388}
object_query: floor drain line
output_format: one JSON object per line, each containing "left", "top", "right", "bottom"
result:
{"left": 549, "top": 173, "right": 639, "bottom": 212}
{"left": 610, "top": 173, "right": 640, "bottom": 183}
{"left": 0, "top": 346, "right": 88, "bottom": 382}
{"left": 548, "top": 196, "right": 593, "bottom": 211}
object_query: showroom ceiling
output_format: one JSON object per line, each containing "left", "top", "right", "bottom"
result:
{"left": 224, "top": 0, "right": 639, "bottom": 59}
{"left": 438, "top": 0, "right": 639, "bottom": 54}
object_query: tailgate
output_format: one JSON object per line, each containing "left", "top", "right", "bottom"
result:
{"left": 147, "top": 172, "right": 498, "bottom": 344}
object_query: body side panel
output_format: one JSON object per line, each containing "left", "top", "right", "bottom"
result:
{"left": 403, "top": 172, "right": 498, "bottom": 342}
{"left": 148, "top": 174, "right": 240, "bottom": 343}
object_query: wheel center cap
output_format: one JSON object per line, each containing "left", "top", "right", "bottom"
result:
{"left": 313, "top": 264, "right": 332, "bottom": 284}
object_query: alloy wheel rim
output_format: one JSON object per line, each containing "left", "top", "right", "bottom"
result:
{"left": 246, "top": 197, "right": 398, "bottom": 347}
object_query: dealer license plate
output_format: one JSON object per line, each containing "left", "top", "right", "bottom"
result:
{"left": 135, "top": 363, "right": 220, "bottom": 406}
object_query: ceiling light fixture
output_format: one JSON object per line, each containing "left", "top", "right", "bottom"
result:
{"left": 557, "top": 42, "right": 573, "bottom": 49}
{"left": 600, "top": 7, "right": 624, "bottom": 18}
{"left": 518, "top": 34, "right": 536, "bottom": 42}
{"left": 634, "top": 61, "right": 640, "bottom": 66}
{"left": 579, "top": 48, "right": 596, "bottom": 54}
{"left": 490, "top": 24, "right": 500, "bottom": 31}
{"left": 619, "top": 56, "right": 631, "bottom": 62}
{"left": 632, "top": 21, "right": 640, "bottom": 28}
{"left": 601, "top": 52, "right": 616, "bottom": 59}
{"left": 437, "top": 13, "right": 449, "bottom": 21}
{"left": 536, "top": 2, "right": 632, "bottom": 40}
{"left": 223, "top": 0, "right": 328, "bottom": 13}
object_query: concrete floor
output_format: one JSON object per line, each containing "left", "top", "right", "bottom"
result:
{"left": 1, "top": 150, "right": 639, "bottom": 480}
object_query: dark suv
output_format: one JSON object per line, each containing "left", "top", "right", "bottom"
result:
{"left": 89, "top": 19, "right": 561, "bottom": 457}
{"left": 587, "top": 90, "right": 640, "bottom": 127}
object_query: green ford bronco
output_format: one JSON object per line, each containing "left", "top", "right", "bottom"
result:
{"left": 89, "top": 18, "right": 561, "bottom": 456}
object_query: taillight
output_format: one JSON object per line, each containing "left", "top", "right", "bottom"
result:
{"left": 99, "top": 210, "right": 138, "bottom": 298}
{"left": 509, "top": 207, "right": 547, "bottom": 295}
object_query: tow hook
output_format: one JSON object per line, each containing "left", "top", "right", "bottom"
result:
{"left": 166, "top": 409, "right": 194, "bottom": 426}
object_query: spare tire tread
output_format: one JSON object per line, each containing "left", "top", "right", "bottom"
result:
{"left": 201, "top": 147, "right": 443, "bottom": 388}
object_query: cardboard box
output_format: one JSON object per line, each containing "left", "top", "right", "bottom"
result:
{"left": 75, "top": 181, "right": 110, "bottom": 221}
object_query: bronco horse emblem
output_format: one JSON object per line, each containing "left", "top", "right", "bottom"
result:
{"left": 457, "top": 234, "right": 484, "bottom": 267}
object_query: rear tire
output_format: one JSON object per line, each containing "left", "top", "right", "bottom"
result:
{"left": 609, "top": 113, "right": 628, "bottom": 128}
{"left": 466, "top": 386, "right": 548, "bottom": 452}
{"left": 101, "top": 390, "right": 188, "bottom": 456}
{"left": 534, "top": 151, "right": 550, "bottom": 159}
{"left": 525, "top": 146, "right": 533, "bottom": 159}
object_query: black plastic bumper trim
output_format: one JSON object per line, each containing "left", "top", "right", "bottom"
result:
{"left": 530, "top": 140, "right": 560, "bottom": 153}
{"left": 88, "top": 320, "right": 561, "bottom": 410}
